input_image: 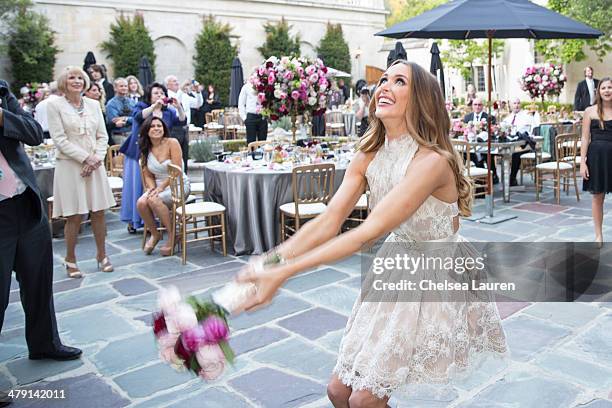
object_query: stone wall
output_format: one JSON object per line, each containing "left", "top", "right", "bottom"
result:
{"left": 0, "top": 0, "right": 387, "bottom": 87}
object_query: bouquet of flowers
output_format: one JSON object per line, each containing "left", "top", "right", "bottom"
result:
{"left": 520, "top": 64, "right": 566, "bottom": 100}
{"left": 250, "top": 56, "right": 330, "bottom": 121}
{"left": 153, "top": 285, "right": 254, "bottom": 380}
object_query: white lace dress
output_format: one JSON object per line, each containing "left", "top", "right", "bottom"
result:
{"left": 333, "top": 135, "right": 508, "bottom": 399}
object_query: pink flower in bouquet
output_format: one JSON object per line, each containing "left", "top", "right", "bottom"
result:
{"left": 182, "top": 325, "right": 207, "bottom": 352}
{"left": 153, "top": 312, "right": 167, "bottom": 337}
{"left": 203, "top": 316, "right": 229, "bottom": 343}
{"left": 196, "top": 344, "right": 226, "bottom": 381}
{"left": 309, "top": 73, "right": 319, "bottom": 84}
{"left": 283, "top": 71, "right": 294, "bottom": 81}
{"left": 258, "top": 93, "right": 266, "bottom": 103}
{"left": 296, "top": 66, "right": 304, "bottom": 76}
{"left": 305, "top": 65, "right": 316, "bottom": 76}
{"left": 291, "top": 90, "right": 300, "bottom": 100}
{"left": 158, "top": 286, "right": 181, "bottom": 315}
{"left": 279, "top": 104, "right": 287, "bottom": 113}
{"left": 267, "top": 73, "right": 276, "bottom": 85}
{"left": 158, "top": 332, "right": 180, "bottom": 365}
{"left": 534, "top": 74, "right": 541, "bottom": 83}
{"left": 280, "top": 91, "right": 287, "bottom": 100}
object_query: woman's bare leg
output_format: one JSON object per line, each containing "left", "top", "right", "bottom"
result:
{"left": 348, "top": 389, "right": 390, "bottom": 408}
{"left": 592, "top": 193, "right": 605, "bottom": 242}
{"left": 149, "top": 197, "right": 172, "bottom": 249}
{"left": 89, "top": 210, "right": 107, "bottom": 261}
{"left": 64, "top": 214, "right": 82, "bottom": 262}
{"left": 327, "top": 375, "right": 352, "bottom": 408}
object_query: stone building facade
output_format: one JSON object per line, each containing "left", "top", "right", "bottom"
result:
{"left": 0, "top": 0, "right": 388, "bottom": 86}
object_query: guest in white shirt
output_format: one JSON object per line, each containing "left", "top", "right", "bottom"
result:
{"left": 238, "top": 82, "right": 267, "bottom": 144}
{"left": 34, "top": 81, "right": 62, "bottom": 138}
{"left": 502, "top": 98, "right": 541, "bottom": 186}
{"left": 164, "top": 75, "right": 201, "bottom": 172}
{"left": 165, "top": 75, "right": 203, "bottom": 125}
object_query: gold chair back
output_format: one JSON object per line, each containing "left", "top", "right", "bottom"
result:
{"left": 555, "top": 133, "right": 579, "bottom": 166}
{"left": 291, "top": 163, "right": 335, "bottom": 213}
{"left": 106, "top": 145, "right": 124, "bottom": 177}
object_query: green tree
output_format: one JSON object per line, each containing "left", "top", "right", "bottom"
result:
{"left": 7, "top": 5, "right": 59, "bottom": 91}
{"left": 316, "top": 23, "right": 351, "bottom": 75}
{"left": 534, "top": 0, "right": 610, "bottom": 64}
{"left": 442, "top": 39, "right": 504, "bottom": 83}
{"left": 100, "top": 14, "right": 156, "bottom": 78}
{"left": 386, "top": 0, "right": 446, "bottom": 27}
{"left": 193, "top": 15, "right": 237, "bottom": 105}
{"left": 258, "top": 18, "right": 300, "bottom": 59}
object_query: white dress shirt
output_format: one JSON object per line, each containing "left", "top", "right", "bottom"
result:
{"left": 34, "top": 95, "right": 59, "bottom": 132}
{"left": 586, "top": 78, "right": 595, "bottom": 105}
{"left": 167, "top": 89, "right": 203, "bottom": 124}
{"left": 0, "top": 150, "right": 27, "bottom": 201}
{"left": 238, "top": 83, "right": 259, "bottom": 122}
{"left": 502, "top": 110, "right": 540, "bottom": 136}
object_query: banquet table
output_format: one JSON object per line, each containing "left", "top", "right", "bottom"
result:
{"left": 33, "top": 162, "right": 55, "bottom": 201}
{"left": 472, "top": 137, "right": 543, "bottom": 203}
{"left": 203, "top": 159, "right": 348, "bottom": 255}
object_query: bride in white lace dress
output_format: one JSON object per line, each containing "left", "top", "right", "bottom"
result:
{"left": 236, "top": 61, "right": 508, "bottom": 408}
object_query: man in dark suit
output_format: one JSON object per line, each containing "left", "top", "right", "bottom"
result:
{"left": 463, "top": 98, "right": 499, "bottom": 184}
{"left": 0, "top": 80, "right": 82, "bottom": 370}
{"left": 574, "top": 66, "right": 599, "bottom": 112}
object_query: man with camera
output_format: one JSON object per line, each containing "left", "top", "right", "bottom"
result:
{"left": 106, "top": 77, "right": 137, "bottom": 144}
{"left": 0, "top": 80, "right": 82, "bottom": 406}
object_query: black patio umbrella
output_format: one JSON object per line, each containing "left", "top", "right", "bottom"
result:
{"left": 138, "top": 56, "right": 154, "bottom": 89}
{"left": 83, "top": 51, "right": 96, "bottom": 72}
{"left": 376, "top": 0, "right": 601, "bottom": 222}
{"left": 229, "top": 57, "right": 244, "bottom": 107}
{"left": 386, "top": 41, "right": 407, "bottom": 68}
{"left": 429, "top": 42, "right": 445, "bottom": 99}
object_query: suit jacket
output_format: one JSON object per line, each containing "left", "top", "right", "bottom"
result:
{"left": 463, "top": 111, "right": 496, "bottom": 125}
{"left": 0, "top": 79, "right": 45, "bottom": 221}
{"left": 101, "top": 79, "right": 115, "bottom": 100}
{"left": 574, "top": 78, "right": 599, "bottom": 111}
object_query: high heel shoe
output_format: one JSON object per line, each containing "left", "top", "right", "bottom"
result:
{"left": 159, "top": 246, "right": 173, "bottom": 257}
{"left": 97, "top": 256, "right": 114, "bottom": 272}
{"left": 144, "top": 234, "right": 161, "bottom": 255}
{"left": 64, "top": 259, "right": 83, "bottom": 279}
{"left": 595, "top": 236, "right": 603, "bottom": 249}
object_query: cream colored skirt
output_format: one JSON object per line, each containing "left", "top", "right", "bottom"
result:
{"left": 52, "top": 158, "right": 116, "bottom": 217}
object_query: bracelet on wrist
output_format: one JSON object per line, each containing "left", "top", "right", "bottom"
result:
{"left": 263, "top": 251, "right": 286, "bottom": 266}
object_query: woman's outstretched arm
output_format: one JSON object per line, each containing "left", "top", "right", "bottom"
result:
{"left": 237, "top": 149, "right": 453, "bottom": 311}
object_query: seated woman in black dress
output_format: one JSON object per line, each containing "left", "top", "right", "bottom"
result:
{"left": 581, "top": 77, "right": 612, "bottom": 245}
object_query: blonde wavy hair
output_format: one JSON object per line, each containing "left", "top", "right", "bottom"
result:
{"left": 358, "top": 60, "right": 473, "bottom": 216}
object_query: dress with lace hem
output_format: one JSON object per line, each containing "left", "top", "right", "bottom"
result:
{"left": 331, "top": 134, "right": 509, "bottom": 399}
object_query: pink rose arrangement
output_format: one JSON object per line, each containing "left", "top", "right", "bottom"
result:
{"left": 250, "top": 56, "right": 330, "bottom": 121}
{"left": 520, "top": 63, "right": 566, "bottom": 100}
{"left": 153, "top": 286, "right": 234, "bottom": 381}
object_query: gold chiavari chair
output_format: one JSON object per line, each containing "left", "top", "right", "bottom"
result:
{"left": 280, "top": 163, "right": 335, "bottom": 241}
{"left": 168, "top": 164, "right": 227, "bottom": 264}
{"left": 535, "top": 133, "right": 580, "bottom": 204}
{"left": 451, "top": 139, "right": 488, "bottom": 199}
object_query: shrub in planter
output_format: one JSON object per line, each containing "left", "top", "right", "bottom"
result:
{"left": 189, "top": 139, "right": 216, "bottom": 162}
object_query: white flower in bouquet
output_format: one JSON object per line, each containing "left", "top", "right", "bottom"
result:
{"left": 280, "top": 56, "right": 290, "bottom": 65}
{"left": 168, "top": 303, "right": 198, "bottom": 333}
{"left": 196, "top": 344, "right": 226, "bottom": 381}
{"left": 552, "top": 77, "right": 558, "bottom": 83}
{"left": 553, "top": 69, "right": 559, "bottom": 76}
{"left": 274, "top": 89, "right": 282, "bottom": 99}
{"left": 158, "top": 286, "right": 182, "bottom": 315}
{"left": 559, "top": 74, "right": 565, "bottom": 81}
{"left": 542, "top": 75, "right": 548, "bottom": 81}
{"left": 308, "top": 96, "right": 317, "bottom": 106}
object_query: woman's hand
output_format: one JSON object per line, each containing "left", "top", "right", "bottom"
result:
{"left": 235, "top": 260, "right": 289, "bottom": 312}
{"left": 580, "top": 160, "right": 589, "bottom": 180}
{"left": 80, "top": 164, "right": 94, "bottom": 177}
{"left": 147, "top": 186, "right": 163, "bottom": 198}
{"left": 84, "top": 154, "right": 101, "bottom": 169}
{"left": 172, "top": 98, "right": 183, "bottom": 112}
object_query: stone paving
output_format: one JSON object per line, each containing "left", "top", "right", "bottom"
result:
{"left": 1, "top": 183, "right": 612, "bottom": 407}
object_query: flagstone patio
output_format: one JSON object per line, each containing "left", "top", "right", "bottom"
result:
{"left": 1, "top": 185, "right": 612, "bottom": 407}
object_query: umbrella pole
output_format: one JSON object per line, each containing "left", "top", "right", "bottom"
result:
{"left": 478, "top": 33, "right": 516, "bottom": 225}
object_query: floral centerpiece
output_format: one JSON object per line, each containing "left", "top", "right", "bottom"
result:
{"left": 153, "top": 286, "right": 235, "bottom": 380}
{"left": 519, "top": 64, "right": 566, "bottom": 102}
{"left": 250, "top": 56, "right": 330, "bottom": 144}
